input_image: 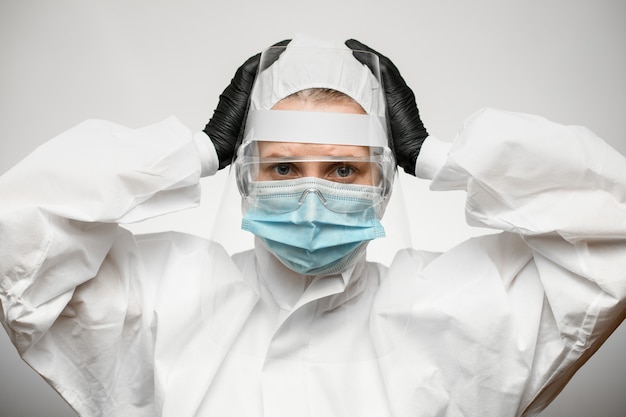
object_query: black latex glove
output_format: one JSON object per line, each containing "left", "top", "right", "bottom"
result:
{"left": 203, "top": 40, "right": 290, "bottom": 170}
{"left": 345, "top": 39, "right": 429, "bottom": 176}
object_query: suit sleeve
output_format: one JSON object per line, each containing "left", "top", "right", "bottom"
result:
{"left": 0, "top": 117, "right": 213, "bottom": 415}
{"left": 421, "top": 108, "right": 626, "bottom": 415}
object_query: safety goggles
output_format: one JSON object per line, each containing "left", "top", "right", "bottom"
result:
{"left": 236, "top": 142, "right": 394, "bottom": 212}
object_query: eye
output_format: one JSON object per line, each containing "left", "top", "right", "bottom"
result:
{"left": 257, "top": 160, "right": 302, "bottom": 181}
{"left": 327, "top": 163, "right": 359, "bottom": 182}
{"left": 325, "top": 161, "right": 374, "bottom": 185}
{"left": 272, "top": 163, "right": 295, "bottom": 177}
{"left": 335, "top": 165, "right": 354, "bottom": 178}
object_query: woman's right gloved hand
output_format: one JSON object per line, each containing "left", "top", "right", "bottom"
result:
{"left": 203, "top": 40, "right": 290, "bottom": 170}
{"left": 345, "top": 39, "right": 429, "bottom": 176}
{"left": 202, "top": 53, "right": 260, "bottom": 170}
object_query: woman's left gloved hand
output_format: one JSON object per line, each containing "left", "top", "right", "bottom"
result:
{"left": 345, "top": 39, "right": 429, "bottom": 176}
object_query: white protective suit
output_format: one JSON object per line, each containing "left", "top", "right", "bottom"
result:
{"left": 0, "top": 106, "right": 625, "bottom": 417}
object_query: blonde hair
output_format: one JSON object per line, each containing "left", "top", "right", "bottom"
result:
{"left": 281, "top": 88, "right": 366, "bottom": 112}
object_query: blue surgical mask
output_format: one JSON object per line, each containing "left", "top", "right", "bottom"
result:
{"left": 241, "top": 178, "right": 386, "bottom": 275}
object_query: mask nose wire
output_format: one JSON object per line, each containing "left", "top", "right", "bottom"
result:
{"left": 298, "top": 188, "right": 327, "bottom": 206}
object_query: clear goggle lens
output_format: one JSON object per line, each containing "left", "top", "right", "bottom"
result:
{"left": 236, "top": 148, "right": 394, "bottom": 214}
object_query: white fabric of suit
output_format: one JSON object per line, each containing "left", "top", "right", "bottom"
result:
{"left": 0, "top": 108, "right": 624, "bottom": 417}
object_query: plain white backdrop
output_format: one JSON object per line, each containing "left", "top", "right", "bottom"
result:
{"left": 1, "top": 1, "right": 624, "bottom": 416}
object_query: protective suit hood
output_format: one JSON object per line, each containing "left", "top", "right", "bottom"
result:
{"left": 249, "top": 34, "right": 384, "bottom": 117}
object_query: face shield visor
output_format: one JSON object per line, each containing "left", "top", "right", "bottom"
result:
{"left": 229, "top": 40, "right": 397, "bottom": 276}
{"left": 236, "top": 40, "right": 394, "bottom": 214}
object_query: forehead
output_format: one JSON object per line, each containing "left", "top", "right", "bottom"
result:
{"left": 257, "top": 141, "right": 372, "bottom": 158}
{"left": 271, "top": 96, "right": 366, "bottom": 114}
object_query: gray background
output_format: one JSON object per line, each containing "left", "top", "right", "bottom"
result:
{"left": 0, "top": 1, "right": 624, "bottom": 416}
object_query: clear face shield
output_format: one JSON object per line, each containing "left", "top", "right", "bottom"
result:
{"left": 229, "top": 42, "right": 400, "bottom": 276}
{"left": 210, "top": 39, "right": 412, "bottom": 274}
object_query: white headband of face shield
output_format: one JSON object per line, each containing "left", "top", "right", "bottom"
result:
{"left": 243, "top": 110, "right": 388, "bottom": 147}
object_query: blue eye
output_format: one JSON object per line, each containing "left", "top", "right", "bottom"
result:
{"left": 335, "top": 165, "right": 354, "bottom": 178}
{"left": 273, "top": 164, "right": 293, "bottom": 176}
